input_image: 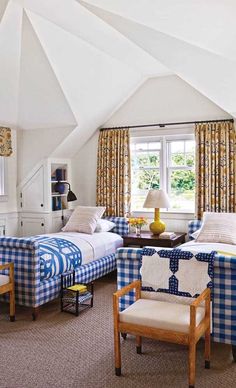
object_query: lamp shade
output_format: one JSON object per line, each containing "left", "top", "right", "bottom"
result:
{"left": 143, "top": 189, "right": 170, "bottom": 209}
{"left": 67, "top": 189, "right": 77, "bottom": 202}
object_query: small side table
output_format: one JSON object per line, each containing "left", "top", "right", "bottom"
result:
{"left": 60, "top": 271, "right": 93, "bottom": 316}
{"left": 122, "top": 231, "right": 186, "bottom": 248}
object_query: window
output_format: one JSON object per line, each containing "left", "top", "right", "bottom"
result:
{"left": 131, "top": 141, "right": 161, "bottom": 210}
{"left": 167, "top": 140, "right": 195, "bottom": 212}
{"left": 131, "top": 136, "right": 195, "bottom": 212}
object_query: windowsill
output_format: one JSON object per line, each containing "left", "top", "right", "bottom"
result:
{"left": 132, "top": 210, "right": 194, "bottom": 220}
{"left": 133, "top": 209, "right": 194, "bottom": 213}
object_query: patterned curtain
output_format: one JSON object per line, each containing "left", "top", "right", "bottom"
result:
{"left": 195, "top": 121, "right": 236, "bottom": 219}
{"left": 96, "top": 128, "right": 131, "bottom": 217}
{"left": 0, "top": 127, "right": 12, "bottom": 156}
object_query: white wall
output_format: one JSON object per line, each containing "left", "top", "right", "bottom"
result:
{"left": 105, "top": 75, "right": 231, "bottom": 126}
{"left": 72, "top": 75, "right": 232, "bottom": 232}
{"left": 0, "top": 129, "right": 18, "bottom": 236}
{"left": 72, "top": 131, "right": 99, "bottom": 206}
{"left": 17, "top": 125, "right": 74, "bottom": 183}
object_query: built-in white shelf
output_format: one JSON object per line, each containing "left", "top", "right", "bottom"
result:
{"left": 51, "top": 163, "right": 69, "bottom": 211}
{"left": 51, "top": 193, "right": 67, "bottom": 197}
{"left": 51, "top": 180, "right": 67, "bottom": 183}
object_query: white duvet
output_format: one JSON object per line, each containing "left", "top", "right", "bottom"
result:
{"left": 181, "top": 241, "right": 236, "bottom": 256}
{"left": 40, "top": 231, "right": 123, "bottom": 265}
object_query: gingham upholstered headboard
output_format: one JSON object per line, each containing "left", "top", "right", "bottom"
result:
{"left": 105, "top": 216, "right": 129, "bottom": 236}
{"left": 188, "top": 220, "right": 202, "bottom": 240}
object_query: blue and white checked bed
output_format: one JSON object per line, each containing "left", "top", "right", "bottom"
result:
{"left": 116, "top": 219, "right": 236, "bottom": 348}
{"left": 0, "top": 216, "right": 129, "bottom": 309}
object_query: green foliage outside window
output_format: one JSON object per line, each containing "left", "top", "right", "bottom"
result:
{"left": 132, "top": 153, "right": 160, "bottom": 168}
{"left": 131, "top": 141, "right": 195, "bottom": 211}
{"left": 132, "top": 152, "right": 160, "bottom": 190}
{"left": 171, "top": 170, "right": 195, "bottom": 193}
{"left": 171, "top": 153, "right": 194, "bottom": 167}
{"left": 133, "top": 169, "right": 160, "bottom": 190}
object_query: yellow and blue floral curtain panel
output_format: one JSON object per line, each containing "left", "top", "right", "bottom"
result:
{"left": 96, "top": 128, "right": 131, "bottom": 217}
{"left": 0, "top": 127, "right": 12, "bottom": 156}
{"left": 195, "top": 121, "right": 236, "bottom": 219}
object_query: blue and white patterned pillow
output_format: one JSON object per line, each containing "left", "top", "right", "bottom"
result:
{"left": 104, "top": 217, "right": 129, "bottom": 236}
{"left": 141, "top": 248, "right": 215, "bottom": 298}
{"left": 188, "top": 220, "right": 202, "bottom": 240}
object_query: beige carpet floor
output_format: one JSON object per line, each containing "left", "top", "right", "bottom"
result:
{"left": 0, "top": 272, "right": 235, "bottom": 388}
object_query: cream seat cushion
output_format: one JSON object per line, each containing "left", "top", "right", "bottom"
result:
{"left": 0, "top": 274, "right": 9, "bottom": 286}
{"left": 119, "top": 299, "right": 205, "bottom": 333}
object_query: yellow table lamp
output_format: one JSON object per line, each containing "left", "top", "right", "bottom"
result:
{"left": 143, "top": 189, "right": 170, "bottom": 235}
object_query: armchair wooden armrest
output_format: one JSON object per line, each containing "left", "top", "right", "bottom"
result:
{"left": 190, "top": 288, "right": 211, "bottom": 337}
{"left": 191, "top": 288, "right": 210, "bottom": 308}
{"left": 113, "top": 280, "right": 141, "bottom": 322}
{"left": 0, "top": 262, "right": 14, "bottom": 283}
{"left": 0, "top": 262, "right": 13, "bottom": 271}
{"left": 113, "top": 280, "right": 141, "bottom": 299}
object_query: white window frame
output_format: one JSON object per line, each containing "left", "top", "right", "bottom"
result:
{"left": 130, "top": 131, "right": 195, "bottom": 213}
{"left": 131, "top": 140, "right": 162, "bottom": 184}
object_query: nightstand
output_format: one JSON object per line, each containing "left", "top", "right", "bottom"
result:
{"left": 122, "top": 231, "right": 186, "bottom": 248}
{"left": 60, "top": 271, "right": 94, "bottom": 316}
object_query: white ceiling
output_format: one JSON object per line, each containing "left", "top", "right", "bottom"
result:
{"left": 81, "top": 0, "right": 236, "bottom": 118}
{"left": 80, "top": 0, "right": 236, "bottom": 61}
{"left": 0, "top": 0, "right": 235, "bottom": 155}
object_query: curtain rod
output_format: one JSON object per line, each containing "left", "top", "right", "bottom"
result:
{"left": 100, "top": 118, "right": 234, "bottom": 131}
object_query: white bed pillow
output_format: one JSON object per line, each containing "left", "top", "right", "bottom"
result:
{"left": 95, "top": 219, "right": 116, "bottom": 233}
{"left": 62, "top": 206, "right": 105, "bottom": 234}
{"left": 191, "top": 212, "right": 211, "bottom": 239}
{"left": 195, "top": 212, "right": 236, "bottom": 245}
{"left": 191, "top": 229, "right": 201, "bottom": 239}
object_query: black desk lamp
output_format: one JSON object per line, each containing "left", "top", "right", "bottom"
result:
{"left": 54, "top": 181, "right": 77, "bottom": 224}
{"left": 64, "top": 182, "right": 77, "bottom": 202}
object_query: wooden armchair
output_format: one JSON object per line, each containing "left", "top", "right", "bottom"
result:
{"left": 113, "top": 247, "right": 214, "bottom": 388}
{"left": 113, "top": 280, "right": 210, "bottom": 388}
{"left": 0, "top": 262, "right": 15, "bottom": 321}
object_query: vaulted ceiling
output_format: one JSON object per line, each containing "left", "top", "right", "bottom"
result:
{"left": 0, "top": 0, "right": 235, "bottom": 156}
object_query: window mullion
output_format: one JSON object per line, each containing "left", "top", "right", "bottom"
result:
{"left": 161, "top": 137, "right": 167, "bottom": 191}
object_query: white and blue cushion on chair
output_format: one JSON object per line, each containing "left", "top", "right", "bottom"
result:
{"left": 0, "top": 274, "right": 9, "bottom": 286}
{"left": 140, "top": 248, "right": 215, "bottom": 303}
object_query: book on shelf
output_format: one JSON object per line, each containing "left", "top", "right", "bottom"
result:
{"left": 159, "top": 232, "right": 176, "bottom": 239}
{"left": 51, "top": 168, "right": 67, "bottom": 181}
{"left": 52, "top": 196, "right": 62, "bottom": 211}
